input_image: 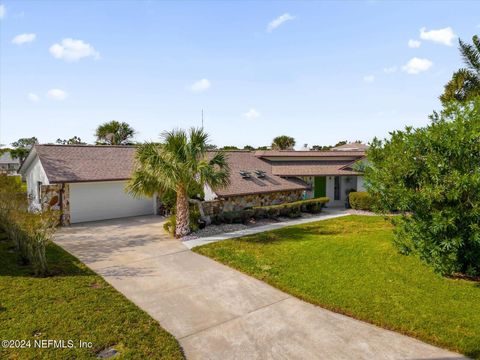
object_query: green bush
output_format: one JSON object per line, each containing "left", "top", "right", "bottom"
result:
{"left": 163, "top": 206, "right": 201, "bottom": 237}
{"left": 0, "top": 175, "right": 58, "bottom": 276}
{"left": 349, "top": 192, "right": 374, "bottom": 211}
{"left": 163, "top": 215, "right": 176, "bottom": 236}
{"left": 366, "top": 100, "right": 480, "bottom": 276}
{"left": 253, "top": 197, "right": 329, "bottom": 219}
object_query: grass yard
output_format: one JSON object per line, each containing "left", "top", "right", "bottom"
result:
{"left": 194, "top": 215, "right": 480, "bottom": 359}
{"left": 0, "top": 231, "right": 184, "bottom": 360}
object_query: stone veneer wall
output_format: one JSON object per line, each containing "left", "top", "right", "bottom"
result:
{"left": 40, "top": 184, "right": 70, "bottom": 225}
{"left": 202, "top": 189, "right": 304, "bottom": 216}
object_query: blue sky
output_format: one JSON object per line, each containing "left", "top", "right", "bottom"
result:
{"left": 0, "top": 1, "right": 478, "bottom": 148}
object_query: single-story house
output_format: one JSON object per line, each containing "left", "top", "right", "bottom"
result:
{"left": 0, "top": 151, "right": 21, "bottom": 175}
{"left": 19, "top": 143, "right": 366, "bottom": 224}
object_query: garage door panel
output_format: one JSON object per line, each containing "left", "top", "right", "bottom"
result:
{"left": 69, "top": 181, "right": 154, "bottom": 223}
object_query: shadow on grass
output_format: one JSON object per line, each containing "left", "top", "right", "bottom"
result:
{"left": 0, "top": 240, "right": 92, "bottom": 278}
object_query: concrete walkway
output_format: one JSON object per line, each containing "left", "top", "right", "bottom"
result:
{"left": 54, "top": 216, "right": 467, "bottom": 360}
{"left": 183, "top": 208, "right": 349, "bottom": 249}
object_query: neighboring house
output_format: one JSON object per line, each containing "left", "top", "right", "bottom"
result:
{"left": 19, "top": 143, "right": 367, "bottom": 224}
{"left": 0, "top": 151, "right": 21, "bottom": 174}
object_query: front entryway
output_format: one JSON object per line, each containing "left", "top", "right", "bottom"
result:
{"left": 313, "top": 176, "right": 326, "bottom": 197}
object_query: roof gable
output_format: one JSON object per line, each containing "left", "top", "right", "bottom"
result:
{"left": 32, "top": 145, "right": 137, "bottom": 183}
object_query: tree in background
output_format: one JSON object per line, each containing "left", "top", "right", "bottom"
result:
{"left": 310, "top": 140, "right": 348, "bottom": 151}
{"left": 127, "top": 128, "right": 230, "bottom": 237}
{"left": 271, "top": 135, "right": 296, "bottom": 150}
{"left": 243, "top": 145, "right": 255, "bottom": 151}
{"left": 95, "top": 120, "right": 136, "bottom": 145}
{"left": 440, "top": 34, "right": 480, "bottom": 105}
{"left": 220, "top": 145, "right": 239, "bottom": 150}
{"left": 10, "top": 137, "right": 38, "bottom": 164}
{"left": 56, "top": 136, "right": 86, "bottom": 145}
{"left": 365, "top": 99, "right": 480, "bottom": 277}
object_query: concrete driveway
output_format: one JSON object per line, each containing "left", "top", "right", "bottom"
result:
{"left": 54, "top": 216, "right": 467, "bottom": 360}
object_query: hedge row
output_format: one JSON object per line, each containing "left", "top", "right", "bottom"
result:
{"left": 0, "top": 175, "right": 58, "bottom": 276}
{"left": 211, "top": 197, "right": 330, "bottom": 225}
{"left": 349, "top": 191, "right": 374, "bottom": 211}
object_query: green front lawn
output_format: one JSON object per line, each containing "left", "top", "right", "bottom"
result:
{"left": 0, "top": 232, "right": 184, "bottom": 359}
{"left": 194, "top": 215, "right": 480, "bottom": 359}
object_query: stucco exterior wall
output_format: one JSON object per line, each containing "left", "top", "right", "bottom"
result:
{"left": 202, "top": 189, "right": 304, "bottom": 215}
{"left": 326, "top": 175, "right": 359, "bottom": 206}
{"left": 25, "top": 157, "right": 50, "bottom": 210}
{"left": 356, "top": 176, "right": 366, "bottom": 192}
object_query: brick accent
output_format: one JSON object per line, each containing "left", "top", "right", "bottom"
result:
{"left": 40, "top": 184, "right": 70, "bottom": 225}
{"left": 202, "top": 190, "right": 304, "bottom": 216}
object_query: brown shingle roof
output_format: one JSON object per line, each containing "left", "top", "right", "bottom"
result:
{"left": 271, "top": 164, "right": 361, "bottom": 176}
{"left": 213, "top": 151, "right": 308, "bottom": 197}
{"left": 255, "top": 150, "right": 365, "bottom": 158}
{"left": 331, "top": 142, "right": 368, "bottom": 151}
{"left": 34, "top": 145, "right": 136, "bottom": 183}
{"left": 31, "top": 146, "right": 308, "bottom": 196}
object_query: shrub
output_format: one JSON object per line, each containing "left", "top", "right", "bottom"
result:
{"left": 163, "top": 206, "right": 201, "bottom": 237}
{"left": 253, "top": 197, "right": 329, "bottom": 219}
{"left": 0, "top": 175, "right": 58, "bottom": 276}
{"left": 365, "top": 99, "right": 480, "bottom": 276}
{"left": 163, "top": 215, "right": 176, "bottom": 236}
{"left": 349, "top": 192, "right": 374, "bottom": 211}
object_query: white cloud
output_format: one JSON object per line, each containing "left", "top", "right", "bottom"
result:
{"left": 402, "top": 57, "right": 433, "bottom": 74}
{"left": 189, "top": 78, "right": 211, "bottom": 93}
{"left": 27, "top": 93, "right": 40, "bottom": 102}
{"left": 408, "top": 39, "right": 421, "bottom": 48}
{"left": 419, "top": 27, "right": 456, "bottom": 46}
{"left": 12, "top": 33, "right": 36, "bottom": 45}
{"left": 46, "top": 89, "right": 68, "bottom": 100}
{"left": 49, "top": 38, "right": 100, "bottom": 61}
{"left": 0, "top": 5, "right": 5, "bottom": 19}
{"left": 383, "top": 66, "right": 397, "bottom": 74}
{"left": 243, "top": 108, "right": 260, "bottom": 119}
{"left": 363, "top": 75, "right": 375, "bottom": 83}
{"left": 267, "top": 13, "right": 296, "bottom": 32}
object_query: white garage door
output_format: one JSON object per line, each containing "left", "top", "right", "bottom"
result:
{"left": 69, "top": 181, "right": 154, "bottom": 223}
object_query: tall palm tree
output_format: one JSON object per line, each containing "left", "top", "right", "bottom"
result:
{"left": 127, "top": 128, "right": 230, "bottom": 237}
{"left": 440, "top": 35, "right": 480, "bottom": 105}
{"left": 95, "top": 120, "right": 136, "bottom": 145}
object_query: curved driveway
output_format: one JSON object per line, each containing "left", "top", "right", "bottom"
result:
{"left": 54, "top": 216, "right": 467, "bottom": 360}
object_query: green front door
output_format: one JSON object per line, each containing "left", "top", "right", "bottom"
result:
{"left": 314, "top": 176, "right": 326, "bottom": 198}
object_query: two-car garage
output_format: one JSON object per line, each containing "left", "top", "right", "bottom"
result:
{"left": 69, "top": 181, "right": 155, "bottom": 224}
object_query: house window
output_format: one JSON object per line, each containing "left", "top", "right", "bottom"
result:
{"left": 334, "top": 176, "right": 341, "bottom": 200}
{"left": 37, "top": 181, "right": 43, "bottom": 201}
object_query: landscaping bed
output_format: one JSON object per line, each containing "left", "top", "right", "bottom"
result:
{"left": 182, "top": 211, "right": 325, "bottom": 241}
{"left": 0, "top": 231, "right": 184, "bottom": 360}
{"left": 193, "top": 215, "right": 480, "bottom": 359}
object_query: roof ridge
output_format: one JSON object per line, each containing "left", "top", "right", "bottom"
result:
{"left": 36, "top": 144, "right": 137, "bottom": 148}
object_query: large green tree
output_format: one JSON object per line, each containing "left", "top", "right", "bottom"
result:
{"left": 365, "top": 100, "right": 480, "bottom": 277}
{"left": 10, "top": 137, "right": 38, "bottom": 164}
{"left": 95, "top": 121, "right": 136, "bottom": 145}
{"left": 440, "top": 34, "right": 480, "bottom": 105}
{"left": 127, "top": 128, "right": 230, "bottom": 237}
{"left": 271, "top": 135, "right": 296, "bottom": 150}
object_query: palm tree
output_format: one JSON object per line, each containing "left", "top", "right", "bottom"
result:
{"left": 440, "top": 35, "right": 480, "bottom": 105}
{"left": 127, "top": 128, "right": 230, "bottom": 237}
{"left": 95, "top": 120, "right": 136, "bottom": 145}
{"left": 271, "top": 135, "right": 296, "bottom": 150}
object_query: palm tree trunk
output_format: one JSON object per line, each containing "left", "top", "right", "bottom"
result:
{"left": 175, "top": 185, "right": 190, "bottom": 238}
